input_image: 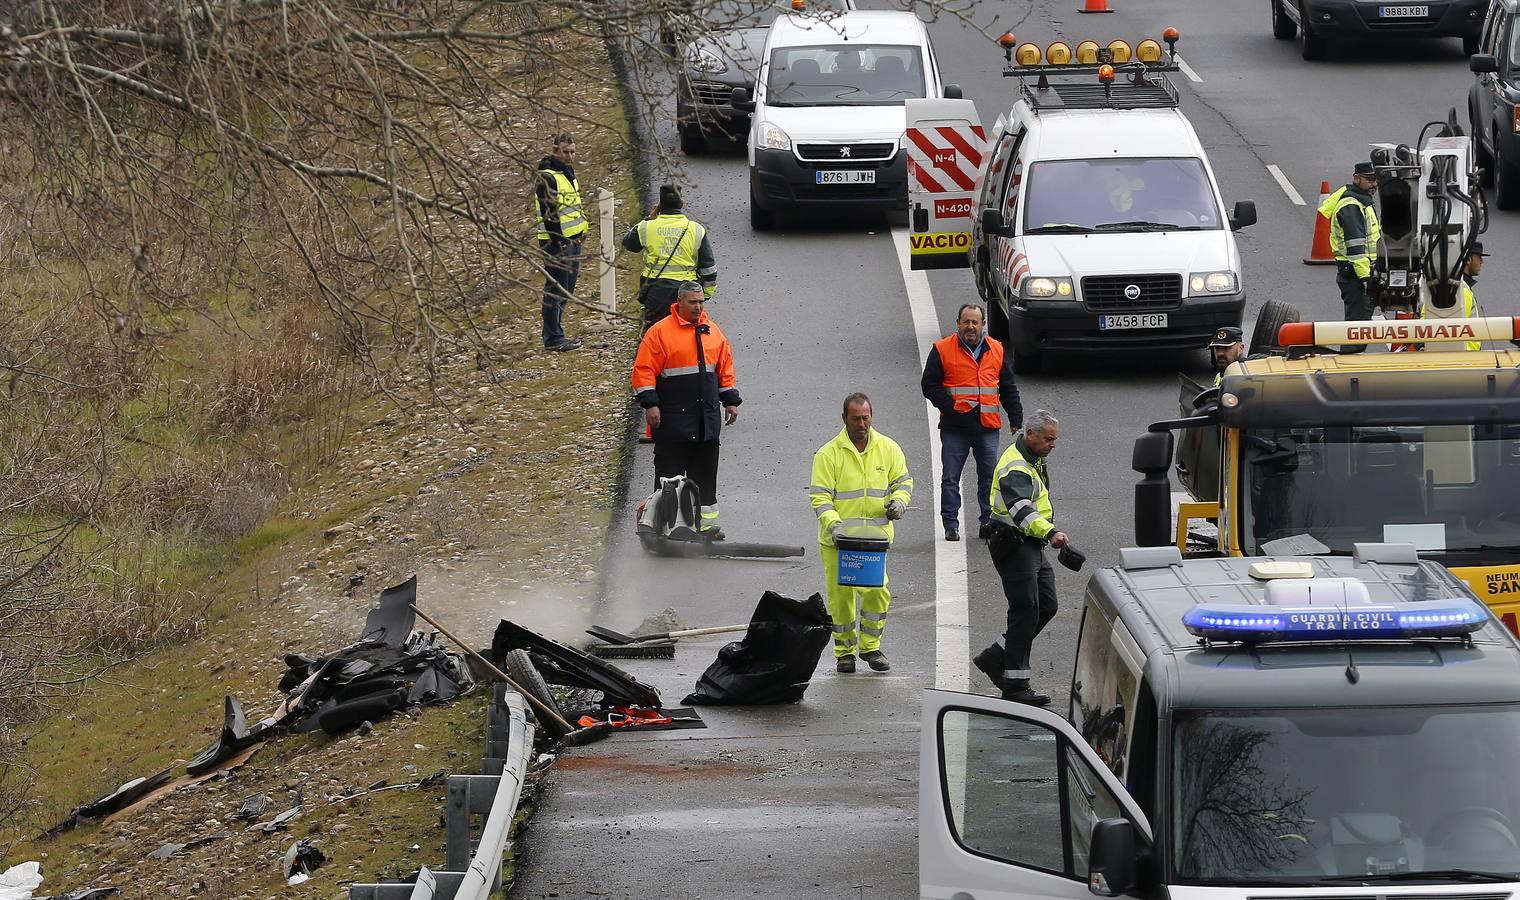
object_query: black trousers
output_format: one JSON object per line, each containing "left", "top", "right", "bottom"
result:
{"left": 653, "top": 440, "right": 720, "bottom": 505}
{"left": 639, "top": 279, "right": 683, "bottom": 331}
{"left": 989, "top": 529, "right": 1058, "bottom": 680}
{"left": 1336, "top": 263, "right": 1371, "bottom": 320}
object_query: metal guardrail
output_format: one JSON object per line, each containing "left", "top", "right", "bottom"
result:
{"left": 349, "top": 686, "right": 535, "bottom": 900}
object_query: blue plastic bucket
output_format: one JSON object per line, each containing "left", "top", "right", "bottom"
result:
{"left": 835, "top": 536, "right": 889, "bottom": 587}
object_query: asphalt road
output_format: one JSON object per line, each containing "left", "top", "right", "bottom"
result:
{"left": 513, "top": 2, "right": 1518, "bottom": 897}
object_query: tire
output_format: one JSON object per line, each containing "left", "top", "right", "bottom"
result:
{"left": 1463, "top": 35, "right": 1480, "bottom": 56}
{"left": 1010, "top": 327, "right": 1042, "bottom": 374}
{"left": 1271, "top": 0, "right": 1297, "bottom": 40}
{"left": 679, "top": 126, "right": 706, "bottom": 156}
{"left": 1299, "top": 25, "right": 1326, "bottom": 61}
{"left": 1250, "top": 298, "right": 1300, "bottom": 356}
{"left": 749, "top": 181, "right": 774, "bottom": 231}
{"left": 987, "top": 295, "right": 1010, "bottom": 344}
{"left": 1497, "top": 141, "right": 1520, "bottom": 212}
{"left": 505, "top": 648, "right": 569, "bottom": 738}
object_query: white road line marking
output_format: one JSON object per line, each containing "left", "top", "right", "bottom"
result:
{"left": 1174, "top": 54, "right": 1202, "bottom": 83}
{"left": 891, "top": 227, "right": 970, "bottom": 692}
{"left": 1266, "top": 164, "right": 1307, "bottom": 206}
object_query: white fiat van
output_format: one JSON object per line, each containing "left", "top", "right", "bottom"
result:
{"left": 731, "top": 11, "right": 960, "bottom": 229}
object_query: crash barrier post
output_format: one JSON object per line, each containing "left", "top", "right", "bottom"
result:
{"left": 348, "top": 691, "right": 532, "bottom": 900}
{"left": 598, "top": 188, "right": 617, "bottom": 313}
{"left": 481, "top": 682, "right": 510, "bottom": 776}
{"left": 455, "top": 690, "right": 533, "bottom": 900}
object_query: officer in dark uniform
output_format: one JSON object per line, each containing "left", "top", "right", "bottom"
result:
{"left": 1210, "top": 325, "right": 1245, "bottom": 386}
{"left": 974, "top": 410, "right": 1071, "bottom": 706}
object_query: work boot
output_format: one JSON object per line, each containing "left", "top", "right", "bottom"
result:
{"left": 836, "top": 655, "right": 856, "bottom": 674}
{"left": 859, "top": 650, "right": 891, "bottom": 672}
{"left": 1001, "top": 679, "right": 1051, "bottom": 707}
{"left": 945, "top": 526, "right": 960, "bottom": 542}
{"left": 701, "top": 526, "right": 726, "bottom": 542}
{"left": 972, "top": 642, "right": 1008, "bottom": 692}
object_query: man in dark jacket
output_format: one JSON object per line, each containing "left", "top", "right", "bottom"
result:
{"left": 920, "top": 304, "right": 1022, "bottom": 542}
{"left": 622, "top": 185, "right": 718, "bottom": 330}
{"left": 1318, "top": 161, "right": 1380, "bottom": 326}
{"left": 533, "top": 132, "right": 586, "bottom": 351}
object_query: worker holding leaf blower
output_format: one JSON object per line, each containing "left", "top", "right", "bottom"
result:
{"left": 809, "top": 393, "right": 913, "bottom": 674}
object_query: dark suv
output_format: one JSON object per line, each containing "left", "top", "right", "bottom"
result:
{"left": 1470, "top": 0, "right": 1520, "bottom": 209}
{"left": 675, "top": 0, "right": 852, "bottom": 154}
{"left": 1271, "top": 0, "right": 1487, "bottom": 60}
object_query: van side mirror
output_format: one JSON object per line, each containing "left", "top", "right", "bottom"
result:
{"left": 1229, "top": 200, "right": 1257, "bottom": 231}
{"left": 1088, "top": 819, "right": 1139, "bottom": 897}
{"left": 981, "top": 207, "right": 1007, "bottom": 236}
{"left": 944, "top": 83, "right": 964, "bottom": 99}
{"left": 1471, "top": 54, "right": 1499, "bottom": 74}
{"left": 729, "top": 87, "right": 753, "bottom": 111}
{"left": 1133, "top": 430, "right": 1174, "bottom": 548}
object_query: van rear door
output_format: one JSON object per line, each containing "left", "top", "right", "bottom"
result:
{"left": 904, "top": 99, "right": 984, "bottom": 270}
{"left": 919, "top": 690, "right": 1151, "bottom": 900}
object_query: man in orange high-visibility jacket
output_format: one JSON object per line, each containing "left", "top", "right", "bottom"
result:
{"left": 632, "top": 282, "right": 742, "bottom": 540}
{"left": 920, "top": 303, "right": 1022, "bottom": 543}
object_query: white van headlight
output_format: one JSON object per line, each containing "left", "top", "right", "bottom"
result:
{"left": 758, "top": 122, "right": 792, "bottom": 151}
{"left": 1189, "top": 271, "right": 1238, "bottom": 295}
{"left": 1022, "top": 277, "right": 1075, "bottom": 299}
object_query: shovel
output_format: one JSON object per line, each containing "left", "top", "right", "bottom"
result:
{"left": 585, "top": 622, "right": 749, "bottom": 646}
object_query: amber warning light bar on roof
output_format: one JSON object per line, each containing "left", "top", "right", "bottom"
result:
{"left": 1278, "top": 317, "right": 1520, "bottom": 347}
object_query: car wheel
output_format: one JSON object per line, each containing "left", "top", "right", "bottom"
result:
{"left": 1249, "top": 298, "right": 1301, "bottom": 356}
{"left": 505, "top": 649, "right": 569, "bottom": 738}
{"left": 1299, "top": 23, "right": 1326, "bottom": 61}
{"left": 749, "top": 181, "right": 774, "bottom": 231}
{"left": 1463, "top": 35, "right": 1480, "bottom": 56}
{"left": 1271, "top": 0, "right": 1297, "bottom": 39}
{"left": 680, "top": 126, "right": 707, "bottom": 156}
{"left": 987, "top": 296, "right": 1010, "bottom": 343}
{"left": 1010, "top": 327, "right": 1042, "bottom": 374}
{"left": 1496, "top": 141, "right": 1520, "bottom": 211}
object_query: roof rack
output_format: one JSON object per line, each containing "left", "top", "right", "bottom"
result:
{"left": 1007, "top": 62, "right": 1181, "bottom": 111}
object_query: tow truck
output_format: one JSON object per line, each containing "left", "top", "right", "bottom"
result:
{"left": 1129, "top": 119, "right": 1520, "bottom": 627}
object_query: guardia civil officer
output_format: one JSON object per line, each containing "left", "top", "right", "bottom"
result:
{"left": 622, "top": 185, "right": 717, "bottom": 330}
{"left": 975, "top": 410, "right": 1073, "bottom": 706}
{"left": 1319, "top": 161, "right": 1381, "bottom": 324}
{"left": 1419, "top": 241, "right": 1488, "bottom": 351}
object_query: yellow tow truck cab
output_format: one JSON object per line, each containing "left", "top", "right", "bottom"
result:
{"left": 1133, "top": 314, "right": 1520, "bottom": 634}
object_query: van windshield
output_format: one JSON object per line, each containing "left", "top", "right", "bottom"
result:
{"left": 1241, "top": 423, "right": 1520, "bottom": 559}
{"left": 1173, "top": 705, "right": 1520, "bottom": 885}
{"left": 764, "top": 44, "right": 926, "bottom": 105}
{"left": 1023, "top": 157, "right": 1221, "bottom": 233}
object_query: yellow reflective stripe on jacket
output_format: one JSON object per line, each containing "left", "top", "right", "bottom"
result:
{"left": 989, "top": 443, "right": 1054, "bottom": 540}
{"left": 535, "top": 170, "right": 587, "bottom": 239}
{"left": 637, "top": 215, "right": 703, "bottom": 282}
{"left": 809, "top": 427, "right": 913, "bottom": 547}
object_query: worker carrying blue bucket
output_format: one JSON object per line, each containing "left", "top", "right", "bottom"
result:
{"left": 808, "top": 392, "right": 913, "bottom": 675}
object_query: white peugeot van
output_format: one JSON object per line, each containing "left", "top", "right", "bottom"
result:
{"left": 906, "top": 39, "right": 1255, "bottom": 372}
{"left": 730, "top": 11, "right": 960, "bottom": 229}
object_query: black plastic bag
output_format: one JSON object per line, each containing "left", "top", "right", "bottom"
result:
{"left": 683, "top": 591, "right": 831, "bottom": 705}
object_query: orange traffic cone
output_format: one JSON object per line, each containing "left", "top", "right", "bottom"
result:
{"left": 1303, "top": 180, "right": 1336, "bottom": 266}
{"left": 1078, "top": 0, "right": 1114, "bottom": 11}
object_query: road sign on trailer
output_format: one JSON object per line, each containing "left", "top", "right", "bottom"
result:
{"left": 905, "top": 99, "right": 985, "bottom": 271}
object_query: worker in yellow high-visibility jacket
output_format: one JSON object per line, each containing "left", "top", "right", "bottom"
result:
{"left": 1419, "top": 241, "right": 1489, "bottom": 351}
{"left": 1319, "top": 161, "right": 1381, "bottom": 325}
{"left": 808, "top": 393, "right": 912, "bottom": 674}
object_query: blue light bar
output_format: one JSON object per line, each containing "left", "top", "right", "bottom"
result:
{"left": 1182, "top": 598, "right": 1487, "bottom": 643}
